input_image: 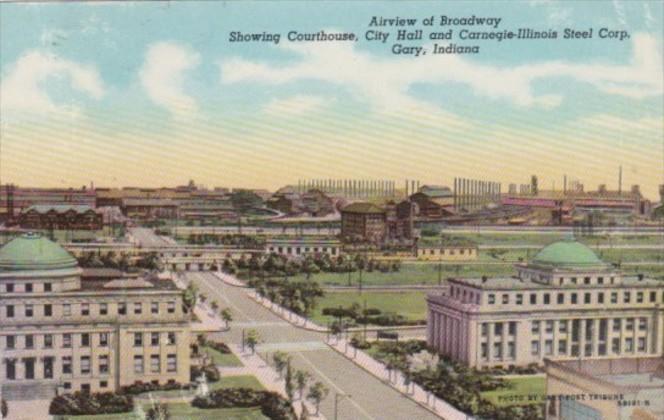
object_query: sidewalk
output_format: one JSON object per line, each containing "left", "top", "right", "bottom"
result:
{"left": 326, "top": 338, "right": 469, "bottom": 420}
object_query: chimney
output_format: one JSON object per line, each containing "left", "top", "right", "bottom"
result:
{"left": 481, "top": 275, "right": 488, "bottom": 284}
{"left": 631, "top": 185, "right": 641, "bottom": 196}
{"left": 598, "top": 184, "right": 607, "bottom": 194}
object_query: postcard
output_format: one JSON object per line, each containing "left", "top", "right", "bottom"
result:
{"left": 0, "top": 1, "right": 662, "bottom": 419}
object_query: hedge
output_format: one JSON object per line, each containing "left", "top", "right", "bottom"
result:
{"left": 49, "top": 392, "right": 133, "bottom": 416}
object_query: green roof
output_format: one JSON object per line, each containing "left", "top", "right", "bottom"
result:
{"left": 531, "top": 239, "right": 606, "bottom": 269}
{"left": 0, "top": 233, "right": 78, "bottom": 271}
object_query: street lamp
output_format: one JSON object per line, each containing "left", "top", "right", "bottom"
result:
{"left": 334, "top": 392, "right": 351, "bottom": 420}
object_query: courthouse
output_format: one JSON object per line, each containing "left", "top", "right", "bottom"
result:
{"left": 427, "top": 238, "right": 664, "bottom": 368}
{"left": 0, "top": 233, "right": 191, "bottom": 400}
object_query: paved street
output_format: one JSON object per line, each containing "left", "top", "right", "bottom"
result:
{"left": 184, "top": 272, "right": 440, "bottom": 420}
{"left": 128, "top": 227, "right": 175, "bottom": 247}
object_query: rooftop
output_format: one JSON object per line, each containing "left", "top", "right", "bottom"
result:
{"left": 341, "top": 202, "right": 385, "bottom": 214}
{"left": 450, "top": 275, "right": 661, "bottom": 290}
{"left": 0, "top": 233, "right": 78, "bottom": 271}
{"left": 530, "top": 238, "right": 608, "bottom": 269}
{"left": 23, "top": 204, "right": 96, "bottom": 214}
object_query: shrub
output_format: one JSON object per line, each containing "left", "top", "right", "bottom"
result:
{"left": 191, "top": 363, "right": 221, "bottom": 383}
{"left": 49, "top": 392, "right": 133, "bottom": 415}
{"left": 121, "top": 381, "right": 192, "bottom": 395}
{"left": 207, "top": 341, "right": 232, "bottom": 354}
{"left": 192, "top": 388, "right": 296, "bottom": 420}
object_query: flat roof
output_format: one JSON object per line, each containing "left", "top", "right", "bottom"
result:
{"left": 450, "top": 276, "right": 662, "bottom": 290}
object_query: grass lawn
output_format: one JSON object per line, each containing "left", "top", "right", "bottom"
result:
{"left": 210, "top": 375, "right": 264, "bottom": 391}
{"left": 60, "top": 403, "right": 267, "bottom": 420}
{"left": 310, "top": 291, "right": 427, "bottom": 325}
{"left": 202, "top": 345, "right": 243, "bottom": 367}
{"left": 481, "top": 376, "right": 546, "bottom": 407}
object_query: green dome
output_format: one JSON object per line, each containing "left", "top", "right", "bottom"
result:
{"left": 532, "top": 239, "right": 606, "bottom": 269}
{"left": 0, "top": 233, "right": 78, "bottom": 271}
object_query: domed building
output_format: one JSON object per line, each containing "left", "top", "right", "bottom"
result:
{"left": 427, "top": 237, "right": 664, "bottom": 369}
{"left": 0, "top": 233, "right": 190, "bottom": 400}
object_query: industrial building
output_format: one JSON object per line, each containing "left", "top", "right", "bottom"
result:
{"left": 17, "top": 205, "right": 103, "bottom": 231}
{"left": 0, "top": 234, "right": 191, "bottom": 400}
{"left": 426, "top": 238, "right": 664, "bottom": 369}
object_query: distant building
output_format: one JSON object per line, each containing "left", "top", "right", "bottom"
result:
{"left": 340, "top": 202, "right": 386, "bottom": 243}
{"left": 409, "top": 185, "right": 455, "bottom": 219}
{"left": 0, "top": 185, "right": 96, "bottom": 222}
{"left": 17, "top": 205, "right": 103, "bottom": 231}
{"left": 0, "top": 234, "right": 191, "bottom": 399}
{"left": 121, "top": 198, "right": 179, "bottom": 220}
{"left": 545, "top": 357, "right": 664, "bottom": 420}
{"left": 416, "top": 243, "right": 477, "bottom": 261}
{"left": 427, "top": 239, "right": 664, "bottom": 368}
{"left": 265, "top": 238, "right": 341, "bottom": 257}
{"left": 267, "top": 189, "right": 335, "bottom": 217}
{"left": 385, "top": 200, "right": 415, "bottom": 241}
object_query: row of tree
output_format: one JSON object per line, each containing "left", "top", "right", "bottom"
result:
{"left": 76, "top": 251, "right": 162, "bottom": 271}
{"left": 248, "top": 277, "right": 324, "bottom": 317}
{"left": 272, "top": 351, "right": 329, "bottom": 417}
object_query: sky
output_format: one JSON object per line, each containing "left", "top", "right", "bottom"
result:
{"left": 0, "top": 0, "right": 662, "bottom": 199}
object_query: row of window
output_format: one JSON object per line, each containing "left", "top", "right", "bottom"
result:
{"left": 3, "top": 354, "right": 178, "bottom": 380}
{"left": 419, "top": 248, "right": 474, "bottom": 256}
{"left": 267, "top": 246, "right": 338, "bottom": 255}
{"left": 4, "top": 331, "right": 178, "bottom": 350}
{"left": 480, "top": 289, "right": 663, "bottom": 306}
{"left": 2, "top": 282, "right": 52, "bottom": 293}
{"left": 481, "top": 318, "right": 649, "bottom": 338}
{"left": 3, "top": 301, "right": 177, "bottom": 319}
{"left": 480, "top": 336, "right": 649, "bottom": 361}
{"left": 522, "top": 273, "right": 617, "bottom": 287}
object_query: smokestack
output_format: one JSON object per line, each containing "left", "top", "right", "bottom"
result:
{"left": 619, "top": 165, "right": 622, "bottom": 194}
{"left": 564, "top": 175, "right": 567, "bottom": 194}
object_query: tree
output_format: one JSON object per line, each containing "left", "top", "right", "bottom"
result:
{"left": 220, "top": 308, "right": 233, "bottom": 329}
{"left": 245, "top": 329, "right": 260, "bottom": 354}
{"left": 273, "top": 351, "right": 291, "bottom": 379}
{"left": 183, "top": 283, "right": 198, "bottom": 312}
{"left": 146, "top": 403, "right": 170, "bottom": 420}
{"left": 306, "top": 382, "right": 329, "bottom": 416}
{"left": 285, "top": 361, "right": 295, "bottom": 402}
{"left": 294, "top": 370, "right": 312, "bottom": 400}
{"left": 210, "top": 300, "right": 219, "bottom": 312}
{"left": 199, "top": 294, "right": 208, "bottom": 304}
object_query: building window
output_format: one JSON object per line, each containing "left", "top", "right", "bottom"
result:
{"left": 531, "top": 341, "right": 540, "bottom": 356}
{"left": 81, "top": 333, "right": 90, "bottom": 347}
{"left": 545, "top": 321, "right": 554, "bottom": 333}
{"left": 480, "top": 343, "right": 488, "bottom": 359}
{"left": 134, "top": 333, "right": 143, "bottom": 347}
{"left": 530, "top": 293, "right": 537, "bottom": 305}
{"left": 6, "top": 283, "right": 14, "bottom": 293}
{"left": 494, "top": 323, "right": 503, "bottom": 336}
{"left": 584, "top": 293, "right": 591, "bottom": 304}
{"left": 99, "top": 333, "right": 108, "bottom": 347}
{"left": 25, "top": 304, "right": 34, "bottom": 317}
{"left": 650, "top": 291, "right": 657, "bottom": 303}
{"left": 44, "top": 282, "right": 52, "bottom": 292}
{"left": 611, "top": 292, "right": 618, "bottom": 304}
{"left": 543, "top": 294, "right": 550, "bottom": 305}
{"left": 150, "top": 355, "right": 161, "bottom": 373}
{"left": 507, "top": 342, "right": 516, "bottom": 359}
{"left": 63, "top": 334, "right": 72, "bottom": 348}
{"left": 571, "top": 277, "right": 577, "bottom": 284}
{"left": 493, "top": 343, "right": 502, "bottom": 359}
{"left": 44, "top": 334, "right": 53, "bottom": 349}
{"left": 81, "top": 356, "right": 91, "bottom": 374}
{"left": 167, "top": 354, "right": 177, "bottom": 373}
{"left": 516, "top": 294, "right": 523, "bottom": 305}
{"left": 481, "top": 323, "right": 488, "bottom": 337}
{"left": 531, "top": 321, "right": 540, "bottom": 334}
{"left": 613, "top": 319, "right": 621, "bottom": 332}
{"left": 63, "top": 303, "right": 71, "bottom": 316}
{"left": 151, "top": 302, "right": 159, "bottom": 314}
{"left": 25, "top": 335, "right": 34, "bottom": 349}
{"left": 508, "top": 322, "right": 516, "bottom": 336}
{"left": 611, "top": 338, "right": 620, "bottom": 354}
{"left": 167, "top": 302, "right": 176, "bottom": 313}
{"left": 488, "top": 294, "right": 495, "bottom": 305}
{"left": 624, "top": 292, "right": 631, "bottom": 303}
{"left": 625, "top": 338, "right": 633, "bottom": 352}
{"left": 134, "top": 302, "right": 142, "bottom": 315}
{"left": 134, "top": 355, "right": 144, "bottom": 374}
{"left": 584, "top": 277, "right": 591, "bottom": 285}
{"left": 44, "top": 304, "right": 53, "bottom": 317}
{"left": 167, "top": 332, "right": 177, "bottom": 345}
{"left": 6, "top": 335, "right": 15, "bottom": 349}
{"left": 62, "top": 356, "right": 72, "bottom": 374}
{"left": 571, "top": 293, "right": 578, "bottom": 304}
{"left": 502, "top": 294, "right": 509, "bottom": 304}
{"left": 598, "top": 343, "right": 607, "bottom": 356}
{"left": 81, "top": 303, "right": 90, "bottom": 316}
{"left": 100, "top": 303, "right": 108, "bottom": 315}
{"left": 151, "top": 332, "right": 160, "bottom": 346}
{"left": 598, "top": 293, "right": 604, "bottom": 304}
{"left": 625, "top": 318, "right": 634, "bottom": 331}
{"left": 99, "top": 355, "right": 109, "bottom": 374}
{"left": 636, "top": 292, "right": 643, "bottom": 303}
{"left": 545, "top": 340, "right": 553, "bottom": 356}
{"left": 100, "top": 381, "right": 108, "bottom": 388}
{"left": 5, "top": 359, "right": 16, "bottom": 380}
{"left": 6, "top": 305, "right": 14, "bottom": 318}
{"left": 597, "top": 277, "right": 604, "bottom": 285}
{"left": 25, "top": 283, "right": 33, "bottom": 293}
{"left": 558, "top": 340, "right": 567, "bottom": 355}
{"left": 638, "top": 318, "right": 647, "bottom": 331}
{"left": 559, "top": 320, "right": 568, "bottom": 333}
{"left": 118, "top": 302, "right": 127, "bottom": 315}
{"left": 637, "top": 337, "right": 646, "bottom": 352}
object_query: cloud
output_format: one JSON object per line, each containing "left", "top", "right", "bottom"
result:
{"left": 263, "top": 94, "right": 328, "bottom": 117}
{"left": 139, "top": 42, "right": 200, "bottom": 119}
{"left": 220, "top": 32, "right": 662, "bottom": 116}
{"left": 0, "top": 50, "right": 105, "bottom": 117}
